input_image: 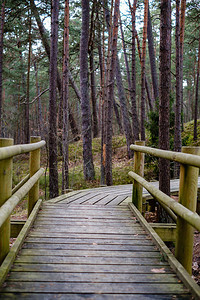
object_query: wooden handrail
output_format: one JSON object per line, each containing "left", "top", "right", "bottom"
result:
{"left": 130, "top": 144, "right": 200, "bottom": 168}
{"left": 0, "top": 140, "right": 45, "bottom": 161}
{"left": 129, "top": 142, "right": 200, "bottom": 275}
{"left": 0, "top": 136, "right": 45, "bottom": 265}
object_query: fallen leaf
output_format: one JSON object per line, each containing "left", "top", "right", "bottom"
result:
{"left": 151, "top": 268, "right": 166, "bottom": 273}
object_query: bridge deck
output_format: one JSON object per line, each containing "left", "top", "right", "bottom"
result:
{"left": 0, "top": 184, "right": 197, "bottom": 299}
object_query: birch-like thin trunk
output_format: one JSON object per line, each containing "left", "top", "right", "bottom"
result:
{"left": 0, "top": 1, "right": 5, "bottom": 136}
{"left": 194, "top": 29, "right": 200, "bottom": 141}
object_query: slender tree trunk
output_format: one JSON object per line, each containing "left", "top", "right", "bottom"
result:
{"left": 33, "top": 59, "right": 43, "bottom": 138}
{"left": 135, "top": 29, "right": 153, "bottom": 111}
{"left": 0, "top": 0, "right": 5, "bottom": 136}
{"left": 120, "top": 16, "right": 131, "bottom": 94}
{"left": 194, "top": 29, "right": 200, "bottom": 141}
{"left": 89, "top": 1, "right": 98, "bottom": 138}
{"left": 113, "top": 98, "right": 123, "bottom": 134}
{"left": 116, "top": 58, "right": 134, "bottom": 158}
{"left": 140, "top": 0, "right": 148, "bottom": 141}
{"left": 158, "top": 0, "right": 171, "bottom": 222}
{"left": 80, "top": 0, "right": 95, "bottom": 180}
{"left": 25, "top": 14, "right": 31, "bottom": 143}
{"left": 30, "top": 0, "right": 79, "bottom": 141}
{"left": 49, "top": 0, "right": 59, "bottom": 198}
{"left": 147, "top": 4, "right": 159, "bottom": 106}
{"left": 62, "top": 0, "right": 69, "bottom": 193}
{"left": 174, "top": 0, "right": 182, "bottom": 177}
{"left": 128, "top": 0, "right": 139, "bottom": 141}
{"left": 180, "top": 0, "right": 186, "bottom": 130}
{"left": 105, "top": 0, "right": 120, "bottom": 186}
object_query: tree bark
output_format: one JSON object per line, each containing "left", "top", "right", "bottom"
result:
{"left": 158, "top": 0, "right": 171, "bottom": 222}
{"left": 0, "top": 0, "right": 5, "bottom": 136}
{"left": 116, "top": 58, "right": 134, "bottom": 158}
{"left": 80, "top": 0, "right": 95, "bottom": 180}
{"left": 89, "top": 1, "right": 98, "bottom": 138}
{"left": 128, "top": 0, "right": 140, "bottom": 141}
{"left": 174, "top": 0, "right": 182, "bottom": 177}
{"left": 180, "top": 0, "right": 186, "bottom": 130}
{"left": 33, "top": 59, "right": 43, "bottom": 138}
{"left": 62, "top": 0, "right": 69, "bottom": 193}
{"left": 24, "top": 13, "right": 31, "bottom": 143}
{"left": 147, "top": 4, "right": 159, "bottom": 106}
{"left": 105, "top": 0, "right": 120, "bottom": 186}
{"left": 140, "top": 0, "right": 148, "bottom": 141}
{"left": 194, "top": 29, "right": 200, "bottom": 141}
{"left": 49, "top": 0, "right": 59, "bottom": 198}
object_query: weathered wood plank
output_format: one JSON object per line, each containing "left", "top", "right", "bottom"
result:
{"left": 22, "top": 243, "right": 156, "bottom": 251}
{"left": 7, "top": 272, "right": 180, "bottom": 283}
{"left": 15, "top": 255, "right": 167, "bottom": 265}
{"left": 19, "top": 249, "right": 161, "bottom": 258}
{"left": 0, "top": 282, "right": 189, "bottom": 294}
{"left": 25, "top": 237, "right": 154, "bottom": 245}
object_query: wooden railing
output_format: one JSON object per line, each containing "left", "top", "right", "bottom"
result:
{"left": 129, "top": 141, "right": 200, "bottom": 275}
{"left": 0, "top": 136, "right": 45, "bottom": 265}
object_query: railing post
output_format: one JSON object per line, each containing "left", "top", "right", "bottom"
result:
{"left": 28, "top": 136, "right": 41, "bottom": 216}
{"left": 0, "top": 138, "right": 13, "bottom": 264}
{"left": 132, "top": 141, "right": 145, "bottom": 213}
{"left": 175, "top": 146, "right": 200, "bottom": 274}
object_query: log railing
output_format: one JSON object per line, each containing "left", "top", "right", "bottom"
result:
{"left": 0, "top": 136, "right": 45, "bottom": 265}
{"left": 129, "top": 141, "right": 200, "bottom": 275}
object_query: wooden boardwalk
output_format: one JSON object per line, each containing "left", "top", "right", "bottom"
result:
{"left": 1, "top": 181, "right": 200, "bottom": 299}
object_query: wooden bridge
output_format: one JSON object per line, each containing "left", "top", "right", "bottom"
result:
{"left": 0, "top": 138, "right": 200, "bottom": 299}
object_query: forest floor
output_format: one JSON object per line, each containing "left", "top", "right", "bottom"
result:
{"left": 10, "top": 119, "right": 200, "bottom": 285}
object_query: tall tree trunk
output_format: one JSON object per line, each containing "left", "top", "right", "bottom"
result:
{"left": 30, "top": 0, "right": 79, "bottom": 141}
{"left": 135, "top": 30, "right": 153, "bottom": 111}
{"left": 25, "top": 14, "right": 31, "bottom": 143}
{"left": 147, "top": 4, "right": 159, "bottom": 105}
{"left": 140, "top": 0, "right": 148, "bottom": 141}
{"left": 180, "top": 0, "right": 186, "bottom": 130}
{"left": 113, "top": 98, "right": 123, "bottom": 134}
{"left": 128, "top": 0, "right": 140, "bottom": 141}
{"left": 49, "top": 0, "right": 59, "bottom": 198}
{"left": 120, "top": 16, "right": 131, "bottom": 94}
{"left": 194, "top": 29, "right": 200, "bottom": 141}
{"left": 158, "top": 0, "right": 171, "bottom": 222}
{"left": 105, "top": 0, "right": 120, "bottom": 186}
{"left": 89, "top": 1, "right": 98, "bottom": 138}
{"left": 80, "top": 0, "right": 95, "bottom": 180}
{"left": 116, "top": 58, "right": 134, "bottom": 158}
{"left": 174, "top": 0, "right": 182, "bottom": 177}
{"left": 33, "top": 59, "right": 43, "bottom": 138}
{"left": 62, "top": 0, "right": 69, "bottom": 193}
{"left": 0, "top": 0, "right": 5, "bottom": 136}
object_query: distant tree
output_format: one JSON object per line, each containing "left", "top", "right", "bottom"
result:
{"left": 80, "top": 0, "right": 95, "bottom": 180}
{"left": 49, "top": 0, "right": 59, "bottom": 198}
{"left": 158, "top": 0, "right": 171, "bottom": 222}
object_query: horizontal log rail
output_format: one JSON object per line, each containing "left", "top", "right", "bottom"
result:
{"left": 130, "top": 144, "right": 200, "bottom": 168}
{"left": 129, "top": 141, "right": 200, "bottom": 275}
{"left": 0, "top": 136, "right": 45, "bottom": 265}
{"left": 0, "top": 140, "right": 45, "bottom": 161}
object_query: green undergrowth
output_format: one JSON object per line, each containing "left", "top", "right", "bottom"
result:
{"left": 182, "top": 120, "right": 200, "bottom": 146}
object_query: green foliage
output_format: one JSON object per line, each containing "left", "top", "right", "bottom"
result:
{"left": 182, "top": 120, "right": 200, "bottom": 146}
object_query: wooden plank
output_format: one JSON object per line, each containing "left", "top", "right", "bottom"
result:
{"left": 10, "top": 220, "right": 26, "bottom": 238}
{"left": 22, "top": 243, "right": 156, "bottom": 251}
{"left": 7, "top": 272, "right": 180, "bottom": 283}
{"left": 25, "top": 237, "right": 154, "bottom": 245}
{"left": 0, "top": 282, "right": 189, "bottom": 294}
{"left": 106, "top": 195, "right": 129, "bottom": 206}
{"left": 34, "top": 219, "right": 138, "bottom": 226}
{"left": 15, "top": 255, "right": 168, "bottom": 265}
{"left": 19, "top": 249, "right": 161, "bottom": 258}
{"left": 11, "top": 263, "right": 173, "bottom": 273}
